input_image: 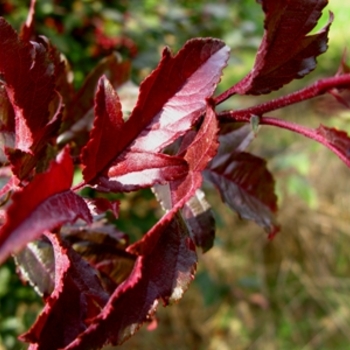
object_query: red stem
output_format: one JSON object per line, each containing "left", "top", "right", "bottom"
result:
{"left": 217, "top": 74, "right": 350, "bottom": 120}
{"left": 260, "top": 116, "right": 350, "bottom": 168}
{"left": 72, "top": 181, "right": 86, "bottom": 192}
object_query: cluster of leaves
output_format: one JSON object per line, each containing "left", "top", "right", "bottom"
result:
{"left": 1, "top": 0, "right": 350, "bottom": 349}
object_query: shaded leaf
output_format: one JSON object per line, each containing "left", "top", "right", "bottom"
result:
{"left": 62, "top": 221, "right": 135, "bottom": 293}
{"left": 204, "top": 152, "right": 279, "bottom": 236}
{"left": 0, "top": 147, "right": 92, "bottom": 264}
{"left": 181, "top": 189, "right": 215, "bottom": 253}
{"left": 19, "top": 232, "right": 109, "bottom": 350}
{"left": 14, "top": 237, "right": 55, "bottom": 297}
{"left": 64, "top": 213, "right": 196, "bottom": 349}
{"left": 234, "top": 0, "right": 332, "bottom": 94}
{"left": 212, "top": 124, "right": 255, "bottom": 168}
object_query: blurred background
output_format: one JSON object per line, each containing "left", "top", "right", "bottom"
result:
{"left": 1, "top": 0, "right": 350, "bottom": 349}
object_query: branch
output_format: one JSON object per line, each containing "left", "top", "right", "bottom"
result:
{"left": 216, "top": 74, "right": 350, "bottom": 120}
{"left": 260, "top": 116, "right": 350, "bottom": 168}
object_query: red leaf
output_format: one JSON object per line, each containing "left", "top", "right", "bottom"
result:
{"left": 0, "top": 147, "right": 92, "bottom": 264}
{"left": 317, "top": 124, "right": 350, "bottom": 158}
{"left": 233, "top": 0, "right": 332, "bottom": 94}
{"left": 19, "top": 232, "right": 109, "bottom": 350}
{"left": 81, "top": 76, "right": 124, "bottom": 182}
{"left": 62, "top": 53, "right": 131, "bottom": 130}
{"left": 169, "top": 100, "right": 220, "bottom": 207}
{"left": 0, "top": 18, "right": 56, "bottom": 152}
{"left": 153, "top": 102, "right": 219, "bottom": 251}
{"left": 64, "top": 213, "right": 196, "bottom": 349}
{"left": 124, "top": 39, "right": 228, "bottom": 154}
{"left": 204, "top": 152, "right": 279, "bottom": 236}
{"left": 82, "top": 39, "right": 229, "bottom": 191}
{"left": 100, "top": 151, "right": 189, "bottom": 192}
{"left": 6, "top": 94, "right": 63, "bottom": 179}
{"left": 82, "top": 77, "right": 189, "bottom": 190}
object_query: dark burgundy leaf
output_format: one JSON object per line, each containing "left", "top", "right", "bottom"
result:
{"left": 0, "top": 18, "right": 56, "bottom": 152}
{"left": 82, "top": 39, "right": 229, "bottom": 191}
{"left": 0, "top": 86, "right": 15, "bottom": 163}
{"left": 0, "top": 147, "right": 92, "bottom": 264}
{"left": 6, "top": 95, "right": 63, "bottom": 179}
{"left": 317, "top": 124, "right": 350, "bottom": 158}
{"left": 19, "top": 232, "right": 109, "bottom": 350}
{"left": 61, "top": 221, "right": 135, "bottom": 292}
{"left": 233, "top": 0, "right": 332, "bottom": 94}
{"left": 0, "top": 85, "right": 15, "bottom": 133}
{"left": 204, "top": 152, "right": 279, "bottom": 236}
{"left": 64, "top": 212, "right": 196, "bottom": 349}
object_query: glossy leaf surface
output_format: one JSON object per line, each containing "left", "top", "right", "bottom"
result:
{"left": 233, "top": 0, "right": 331, "bottom": 94}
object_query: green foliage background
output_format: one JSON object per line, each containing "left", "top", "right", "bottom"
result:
{"left": 1, "top": 1, "right": 350, "bottom": 349}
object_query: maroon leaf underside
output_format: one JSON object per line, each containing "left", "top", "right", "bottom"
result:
{"left": 82, "top": 39, "right": 229, "bottom": 191}
{"left": 20, "top": 232, "right": 109, "bottom": 350}
{"left": 204, "top": 151, "right": 279, "bottom": 236}
{"left": 15, "top": 237, "right": 56, "bottom": 298}
{"left": 317, "top": 124, "right": 350, "bottom": 158}
{"left": 0, "top": 147, "right": 92, "bottom": 264}
{"left": 215, "top": 124, "right": 255, "bottom": 161}
{"left": 64, "top": 213, "right": 197, "bottom": 349}
{"left": 233, "top": 0, "right": 331, "bottom": 95}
